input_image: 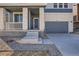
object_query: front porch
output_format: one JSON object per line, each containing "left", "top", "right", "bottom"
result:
{"left": 0, "top": 6, "right": 45, "bottom": 32}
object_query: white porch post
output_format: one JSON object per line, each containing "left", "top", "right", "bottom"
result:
{"left": 39, "top": 7, "right": 45, "bottom": 32}
{"left": 0, "top": 8, "right": 4, "bottom": 30}
{"left": 23, "top": 8, "right": 28, "bottom": 31}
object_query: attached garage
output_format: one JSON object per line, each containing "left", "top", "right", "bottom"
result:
{"left": 45, "top": 21, "right": 68, "bottom": 33}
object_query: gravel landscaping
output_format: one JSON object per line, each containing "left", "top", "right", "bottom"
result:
{"left": 0, "top": 36, "right": 62, "bottom": 56}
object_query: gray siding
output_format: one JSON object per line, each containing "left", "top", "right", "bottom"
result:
{"left": 44, "top": 9, "right": 72, "bottom": 13}
{"left": 45, "top": 22, "right": 68, "bottom": 33}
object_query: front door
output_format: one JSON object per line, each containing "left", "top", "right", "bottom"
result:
{"left": 33, "top": 18, "right": 39, "bottom": 30}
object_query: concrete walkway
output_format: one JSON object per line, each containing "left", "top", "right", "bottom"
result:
{"left": 43, "top": 33, "right": 79, "bottom": 56}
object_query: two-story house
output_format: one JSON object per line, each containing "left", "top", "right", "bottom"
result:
{"left": 0, "top": 3, "right": 74, "bottom": 34}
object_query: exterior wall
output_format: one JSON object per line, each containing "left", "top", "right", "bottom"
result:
{"left": 44, "top": 13, "right": 73, "bottom": 32}
{"left": 0, "top": 8, "right": 5, "bottom": 30}
{"left": 45, "top": 13, "right": 73, "bottom": 21}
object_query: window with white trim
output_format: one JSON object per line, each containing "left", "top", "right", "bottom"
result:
{"left": 13, "top": 12, "right": 23, "bottom": 22}
{"left": 6, "top": 12, "right": 23, "bottom": 22}
{"left": 53, "top": 3, "right": 57, "bottom": 8}
{"left": 64, "top": 3, "right": 68, "bottom": 8}
{"left": 59, "top": 3, "right": 63, "bottom": 8}
{"left": 53, "top": 3, "right": 68, "bottom": 8}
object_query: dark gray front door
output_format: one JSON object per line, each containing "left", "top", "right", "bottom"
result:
{"left": 33, "top": 18, "right": 39, "bottom": 30}
{"left": 45, "top": 22, "right": 68, "bottom": 33}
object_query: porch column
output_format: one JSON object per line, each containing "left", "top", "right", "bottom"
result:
{"left": 23, "top": 8, "right": 28, "bottom": 31}
{"left": 39, "top": 7, "right": 45, "bottom": 32}
{"left": 0, "top": 8, "right": 4, "bottom": 30}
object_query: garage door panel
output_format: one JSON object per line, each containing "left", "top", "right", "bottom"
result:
{"left": 45, "top": 22, "right": 68, "bottom": 33}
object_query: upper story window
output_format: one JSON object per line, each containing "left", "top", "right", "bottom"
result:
{"left": 59, "top": 3, "right": 63, "bottom": 8}
{"left": 53, "top": 3, "right": 57, "bottom": 8}
{"left": 53, "top": 3, "right": 68, "bottom": 8}
{"left": 64, "top": 3, "right": 68, "bottom": 8}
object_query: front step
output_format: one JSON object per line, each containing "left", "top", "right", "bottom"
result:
{"left": 16, "top": 31, "right": 42, "bottom": 44}
{"left": 16, "top": 38, "right": 42, "bottom": 44}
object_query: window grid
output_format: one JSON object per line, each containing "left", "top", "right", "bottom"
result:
{"left": 53, "top": 3, "right": 57, "bottom": 8}
{"left": 13, "top": 12, "right": 23, "bottom": 23}
{"left": 64, "top": 3, "right": 68, "bottom": 8}
{"left": 53, "top": 3, "right": 68, "bottom": 8}
{"left": 59, "top": 3, "right": 63, "bottom": 8}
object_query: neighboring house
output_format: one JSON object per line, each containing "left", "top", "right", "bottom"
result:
{"left": 0, "top": 3, "right": 77, "bottom": 33}
{"left": 73, "top": 4, "right": 79, "bottom": 31}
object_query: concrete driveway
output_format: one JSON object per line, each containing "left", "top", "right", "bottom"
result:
{"left": 43, "top": 33, "right": 79, "bottom": 56}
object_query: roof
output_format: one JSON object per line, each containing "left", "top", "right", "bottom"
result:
{"left": 0, "top": 3, "right": 47, "bottom": 7}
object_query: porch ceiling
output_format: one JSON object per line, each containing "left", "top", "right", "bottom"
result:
{"left": 5, "top": 7, "right": 22, "bottom": 12}
{"left": 30, "top": 8, "right": 39, "bottom": 15}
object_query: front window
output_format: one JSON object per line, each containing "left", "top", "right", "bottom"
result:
{"left": 19, "top": 14, "right": 23, "bottom": 22}
{"left": 14, "top": 13, "right": 23, "bottom": 22}
{"left": 14, "top": 14, "right": 19, "bottom": 22}
{"left": 5, "top": 10, "right": 23, "bottom": 30}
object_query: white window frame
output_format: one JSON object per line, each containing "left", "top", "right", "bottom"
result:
{"left": 53, "top": 3, "right": 69, "bottom": 9}
{"left": 13, "top": 12, "right": 23, "bottom": 23}
{"left": 53, "top": 3, "right": 58, "bottom": 8}
{"left": 64, "top": 3, "right": 69, "bottom": 8}
{"left": 58, "top": 3, "right": 63, "bottom": 8}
